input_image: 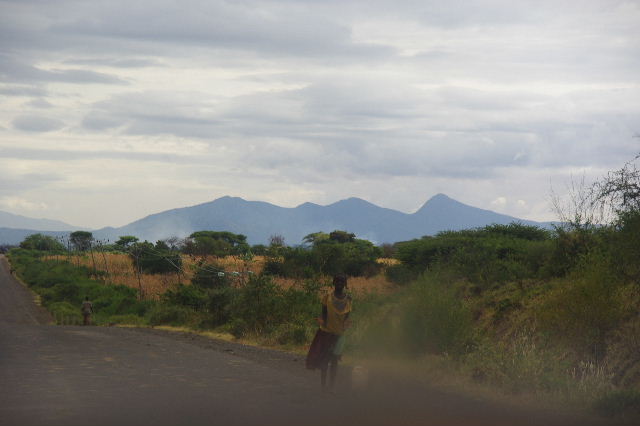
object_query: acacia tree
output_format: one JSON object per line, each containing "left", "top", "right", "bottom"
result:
{"left": 20, "top": 234, "right": 65, "bottom": 251}
{"left": 592, "top": 154, "right": 640, "bottom": 220}
{"left": 115, "top": 235, "right": 139, "bottom": 250}
{"left": 273, "top": 230, "right": 381, "bottom": 278}
{"left": 69, "top": 231, "right": 96, "bottom": 273}
{"left": 69, "top": 231, "right": 93, "bottom": 251}
{"left": 552, "top": 153, "right": 640, "bottom": 229}
{"left": 184, "top": 231, "right": 249, "bottom": 259}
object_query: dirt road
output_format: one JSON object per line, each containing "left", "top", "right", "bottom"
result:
{"left": 0, "top": 255, "right": 607, "bottom": 426}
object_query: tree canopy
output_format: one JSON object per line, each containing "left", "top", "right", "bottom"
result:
{"left": 184, "top": 231, "right": 249, "bottom": 258}
{"left": 19, "top": 234, "right": 65, "bottom": 251}
{"left": 69, "top": 231, "right": 93, "bottom": 251}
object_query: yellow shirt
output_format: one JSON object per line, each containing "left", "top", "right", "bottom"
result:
{"left": 320, "top": 291, "right": 352, "bottom": 335}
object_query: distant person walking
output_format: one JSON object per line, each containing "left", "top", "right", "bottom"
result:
{"left": 81, "top": 296, "right": 93, "bottom": 326}
{"left": 306, "top": 274, "right": 352, "bottom": 392}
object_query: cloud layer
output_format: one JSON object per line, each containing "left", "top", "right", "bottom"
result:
{"left": 1, "top": 0, "right": 638, "bottom": 228}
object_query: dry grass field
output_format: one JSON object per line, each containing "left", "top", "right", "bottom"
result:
{"left": 50, "top": 253, "right": 395, "bottom": 299}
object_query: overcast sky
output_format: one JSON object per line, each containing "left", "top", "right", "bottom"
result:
{"left": 1, "top": 0, "right": 639, "bottom": 228}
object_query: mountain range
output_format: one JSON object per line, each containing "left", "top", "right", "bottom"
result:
{"left": 0, "top": 194, "right": 554, "bottom": 246}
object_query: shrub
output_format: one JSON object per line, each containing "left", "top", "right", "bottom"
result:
{"left": 19, "top": 234, "right": 65, "bottom": 251}
{"left": 8, "top": 248, "right": 151, "bottom": 324}
{"left": 191, "top": 262, "right": 228, "bottom": 289}
{"left": 274, "top": 323, "right": 310, "bottom": 345}
{"left": 146, "top": 304, "right": 196, "bottom": 326}
{"left": 385, "top": 263, "right": 416, "bottom": 285}
{"left": 399, "top": 274, "right": 474, "bottom": 357}
{"left": 228, "top": 275, "right": 285, "bottom": 334}
{"left": 536, "top": 251, "right": 630, "bottom": 360}
{"left": 394, "top": 223, "right": 555, "bottom": 288}
{"left": 268, "top": 232, "right": 382, "bottom": 278}
{"left": 107, "top": 314, "right": 147, "bottom": 326}
{"left": 130, "top": 241, "right": 182, "bottom": 274}
{"left": 162, "top": 284, "right": 207, "bottom": 310}
{"left": 205, "top": 286, "right": 237, "bottom": 326}
{"left": 49, "top": 301, "right": 82, "bottom": 325}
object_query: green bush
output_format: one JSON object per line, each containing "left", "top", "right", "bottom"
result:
{"left": 162, "top": 284, "right": 207, "bottom": 310}
{"left": 191, "top": 262, "right": 228, "bottom": 289}
{"left": 266, "top": 231, "right": 382, "bottom": 279}
{"left": 536, "top": 251, "right": 630, "bottom": 360}
{"left": 130, "top": 241, "right": 182, "bottom": 274}
{"left": 274, "top": 323, "right": 311, "bottom": 345}
{"left": 399, "top": 274, "right": 474, "bottom": 357}
{"left": 228, "top": 275, "right": 286, "bottom": 334}
{"left": 19, "top": 234, "right": 65, "bottom": 251}
{"left": 107, "top": 314, "right": 148, "bottom": 326}
{"left": 609, "top": 211, "right": 640, "bottom": 282}
{"left": 205, "top": 286, "right": 237, "bottom": 326}
{"left": 385, "top": 263, "right": 416, "bottom": 285}
{"left": 394, "top": 223, "right": 555, "bottom": 288}
{"left": 8, "top": 248, "right": 152, "bottom": 324}
{"left": 146, "top": 304, "right": 197, "bottom": 326}
{"left": 49, "top": 301, "right": 82, "bottom": 325}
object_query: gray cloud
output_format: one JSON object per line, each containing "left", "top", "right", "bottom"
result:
{"left": 0, "top": 146, "right": 199, "bottom": 164}
{"left": 0, "top": 56, "right": 128, "bottom": 85}
{"left": 64, "top": 57, "right": 162, "bottom": 68}
{"left": 0, "top": 0, "right": 638, "bottom": 227}
{"left": 51, "top": 0, "right": 393, "bottom": 59}
{"left": 25, "top": 98, "right": 54, "bottom": 108}
{"left": 12, "top": 115, "right": 65, "bottom": 132}
{"left": 75, "top": 70, "right": 639, "bottom": 181}
{"left": 0, "top": 169, "right": 63, "bottom": 195}
{"left": 0, "top": 85, "right": 47, "bottom": 97}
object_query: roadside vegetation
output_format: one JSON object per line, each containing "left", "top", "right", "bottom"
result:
{"left": 7, "top": 155, "right": 640, "bottom": 419}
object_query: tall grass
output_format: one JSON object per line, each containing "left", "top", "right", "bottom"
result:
{"left": 346, "top": 272, "right": 474, "bottom": 358}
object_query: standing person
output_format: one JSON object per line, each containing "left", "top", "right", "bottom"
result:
{"left": 81, "top": 296, "right": 93, "bottom": 326}
{"left": 306, "top": 274, "right": 352, "bottom": 392}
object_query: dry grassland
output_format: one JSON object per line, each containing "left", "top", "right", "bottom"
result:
{"left": 51, "top": 253, "right": 395, "bottom": 299}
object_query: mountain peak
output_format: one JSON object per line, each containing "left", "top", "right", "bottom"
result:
{"left": 329, "top": 197, "right": 375, "bottom": 207}
{"left": 415, "top": 193, "right": 460, "bottom": 214}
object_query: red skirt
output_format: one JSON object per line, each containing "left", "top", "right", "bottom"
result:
{"left": 306, "top": 329, "right": 339, "bottom": 370}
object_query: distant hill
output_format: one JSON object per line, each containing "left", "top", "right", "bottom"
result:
{"left": 0, "top": 228, "right": 68, "bottom": 247}
{"left": 0, "top": 210, "right": 81, "bottom": 232}
{"left": 0, "top": 194, "right": 555, "bottom": 246}
{"left": 90, "top": 194, "right": 553, "bottom": 245}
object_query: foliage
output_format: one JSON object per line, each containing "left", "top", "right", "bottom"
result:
{"left": 162, "top": 283, "right": 207, "bottom": 310}
{"left": 146, "top": 304, "right": 197, "bottom": 327}
{"left": 183, "top": 231, "right": 249, "bottom": 258}
{"left": 536, "top": 251, "right": 632, "bottom": 360}
{"left": 394, "top": 223, "right": 553, "bottom": 288}
{"left": 115, "top": 235, "right": 139, "bottom": 250}
{"left": 267, "top": 230, "right": 382, "bottom": 278}
{"left": 129, "top": 241, "right": 182, "bottom": 274}
{"left": 227, "top": 275, "right": 317, "bottom": 336}
{"left": 384, "top": 263, "right": 417, "bottom": 285}
{"left": 399, "top": 273, "right": 474, "bottom": 357}
{"left": 190, "top": 261, "right": 229, "bottom": 289}
{"left": 8, "top": 248, "right": 152, "bottom": 325}
{"left": 592, "top": 154, "right": 640, "bottom": 219}
{"left": 19, "top": 233, "right": 65, "bottom": 252}
{"left": 69, "top": 231, "right": 93, "bottom": 251}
